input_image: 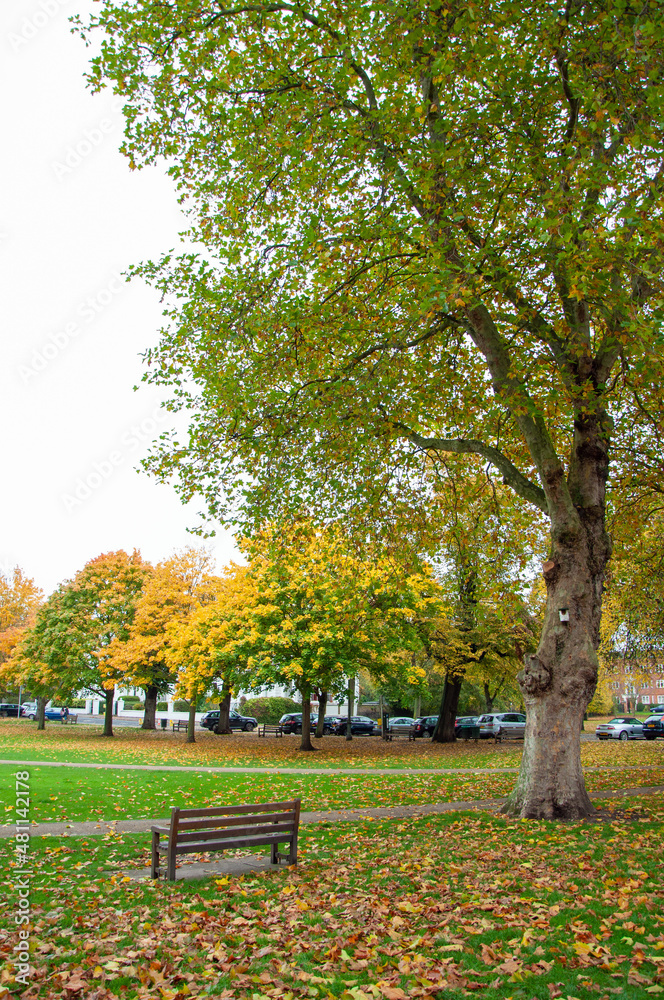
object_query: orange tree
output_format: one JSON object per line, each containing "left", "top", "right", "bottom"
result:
{"left": 101, "top": 548, "right": 216, "bottom": 732}
{"left": 83, "top": 2, "right": 664, "bottom": 814}
{"left": 0, "top": 567, "right": 42, "bottom": 682}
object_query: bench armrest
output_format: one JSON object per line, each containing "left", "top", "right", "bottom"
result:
{"left": 151, "top": 825, "right": 169, "bottom": 834}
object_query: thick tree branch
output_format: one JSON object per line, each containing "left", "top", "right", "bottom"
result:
{"left": 397, "top": 425, "right": 548, "bottom": 514}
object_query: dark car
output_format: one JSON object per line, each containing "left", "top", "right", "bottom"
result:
{"left": 311, "top": 714, "right": 343, "bottom": 735}
{"left": 201, "top": 709, "right": 258, "bottom": 732}
{"left": 413, "top": 715, "right": 439, "bottom": 737}
{"left": 278, "top": 713, "right": 303, "bottom": 734}
{"left": 332, "top": 715, "right": 377, "bottom": 736}
{"left": 0, "top": 703, "right": 21, "bottom": 717}
{"left": 642, "top": 715, "right": 664, "bottom": 740}
{"left": 454, "top": 715, "right": 480, "bottom": 737}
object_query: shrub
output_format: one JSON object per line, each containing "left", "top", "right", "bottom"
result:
{"left": 157, "top": 702, "right": 169, "bottom": 711}
{"left": 69, "top": 699, "right": 87, "bottom": 709}
{"left": 241, "top": 695, "right": 301, "bottom": 723}
{"left": 173, "top": 699, "right": 191, "bottom": 712}
{"left": 121, "top": 696, "right": 143, "bottom": 708}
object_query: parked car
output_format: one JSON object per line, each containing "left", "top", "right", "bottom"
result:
{"left": 413, "top": 715, "right": 439, "bottom": 737}
{"left": 311, "top": 714, "right": 343, "bottom": 735}
{"left": 20, "top": 702, "right": 38, "bottom": 719}
{"left": 385, "top": 716, "right": 415, "bottom": 734}
{"left": 200, "top": 709, "right": 258, "bottom": 732}
{"left": 278, "top": 713, "right": 303, "bottom": 734}
{"left": 454, "top": 715, "right": 480, "bottom": 736}
{"left": 595, "top": 717, "right": 643, "bottom": 740}
{"left": 0, "top": 703, "right": 22, "bottom": 717}
{"left": 642, "top": 715, "right": 664, "bottom": 740}
{"left": 38, "top": 707, "right": 75, "bottom": 721}
{"left": 332, "top": 715, "right": 377, "bottom": 736}
{"left": 649, "top": 705, "right": 664, "bottom": 715}
{"left": 476, "top": 712, "right": 527, "bottom": 738}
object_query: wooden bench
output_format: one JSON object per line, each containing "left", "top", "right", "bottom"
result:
{"left": 171, "top": 720, "right": 189, "bottom": 732}
{"left": 495, "top": 727, "right": 524, "bottom": 742}
{"left": 151, "top": 799, "right": 301, "bottom": 881}
{"left": 61, "top": 714, "right": 78, "bottom": 724}
{"left": 383, "top": 726, "right": 417, "bottom": 741}
{"left": 258, "top": 723, "right": 284, "bottom": 737}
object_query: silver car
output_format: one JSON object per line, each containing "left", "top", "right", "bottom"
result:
{"left": 477, "top": 712, "right": 526, "bottom": 738}
{"left": 596, "top": 717, "right": 643, "bottom": 740}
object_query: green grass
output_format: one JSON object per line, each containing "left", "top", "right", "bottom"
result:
{"left": 1, "top": 801, "right": 662, "bottom": 998}
{"left": 2, "top": 763, "right": 663, "bottom": 825}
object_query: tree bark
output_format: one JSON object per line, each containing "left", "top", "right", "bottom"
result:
{"left": 299, "top": 688, "right": 316, "bottom": 751}
{"left": 503, "top": 412, "right": 612, "bottom": 819}
{"left": 346, "top": 676, "right": 354, "bottom": 741}
{"left": 36, "top": 695, "right": 47, "bottom": 731}
{"left": 187, "top": 700, "right": 197, "bottom": 744}
{"left": 215, "top": 689, "right": 232, "bottom": 734}
{"left": 314, "top": 689, "right": 328, "bottom": 738}
{"left": 103, "top": 687, "right": 114, "bottom": 737}
{"left": 431, "top": 673, "right": 462, "bottom": 742}
{"left": 142, "top": 685, "right": 158, "bottom": 730}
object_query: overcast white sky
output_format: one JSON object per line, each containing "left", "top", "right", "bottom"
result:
{"left": 1, "top": 0, "right": 239, "bottom": 596}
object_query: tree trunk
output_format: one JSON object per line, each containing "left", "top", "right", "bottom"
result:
{"left": 346, "top": 676, "right": 354, "bottom": 741}
{"left": 103, "top": 687, "right": 114, "bottom": 737}
{"left": 432, "top": 673, "right": 462, "bottom": 742}
{"left": 299, "top": 688, "right": 316, "bottom": 751}
{"left": 504, "top": 414, "right": 612, "bottom": 819}
{"left": 315, "top": 689, "right": 328, "bottom": 738}
{"left": 215, "top": 690, "right": 231, "bottom": 734}
{"left": 36, "top": 695, "right": 47, "bottom": 731}
{"left": 483, "top": 681, "right": 494, "bottom": 713}
{"left": 187, "top": 700, "right": 196, "bottom": 744}
{"left": 142, "top": 685, "right": 158, "bottom": 730}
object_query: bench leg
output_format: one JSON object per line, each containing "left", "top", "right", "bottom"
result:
{"left": 167, "top": 841, "right": 176, "bottom": 881}
{"left": 288, "top": 831, "right": 298, "bottom": 865}
{"left": 151, "top": 831, "right": 160, "bottom": 879}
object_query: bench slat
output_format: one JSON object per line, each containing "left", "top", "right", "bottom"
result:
{"left": 174, "top": 800, "right": 298, "bottom": 819}
{"left": 157, "top": 832, "right": 294, "bottom": 856}
{"left": 176, "top": 809, "right": 296, "bottom": 832}
{"left": 172, "top": 820, "right": 296, "bottom": 844}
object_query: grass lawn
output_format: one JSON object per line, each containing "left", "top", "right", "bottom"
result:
{"left": 1, "top": 801, "right": 662, "bottom": 999}
{"left": 2, "top": 720, "right": 664, "bottom": 771}
{"left": 1, "top": 763, "right": 663, "bottom": 825}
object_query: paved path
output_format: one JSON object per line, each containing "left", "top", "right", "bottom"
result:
{"left": 0, "top": 785, "right": 661, "bottom": 841}
{"left": 0, "top": 757, "right": 657, "bottom": 776}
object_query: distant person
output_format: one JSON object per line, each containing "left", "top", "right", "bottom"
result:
{"left": 63, "top": 706, "right": 69, "bottom": 721}
{"left": 60, "top": 707, "right": 65, "bottom": 722}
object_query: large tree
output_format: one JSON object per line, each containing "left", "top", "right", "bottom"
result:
{"left": 26, "top": 551, "right": 150, "bottom": 737}
{"left": 84, "top": 1, "right": 664, "bottom": 815}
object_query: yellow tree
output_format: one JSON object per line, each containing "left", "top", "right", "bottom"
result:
{"left": 166, "top": 563, "right": 256, "bottom": 740}
{"left": 178, "top": 522, "right": 432, "bottom": 751}
{"left": 102, "top": 548, "right": 217, "bottom": 736}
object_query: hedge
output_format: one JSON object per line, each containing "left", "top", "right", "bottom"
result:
{"left": 239, "top": 695, "right": 301, "bottom": 724}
